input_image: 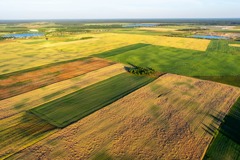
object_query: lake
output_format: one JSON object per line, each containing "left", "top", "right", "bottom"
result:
{"left": 3, "top": 33, "right": 44, "bottom": 38}
{"left": 192, "top": 35, "right": 228, "bottom": 40}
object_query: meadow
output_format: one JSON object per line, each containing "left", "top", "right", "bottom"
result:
{"left": 102, "top": 40, "right": 240, "bottom": 87}
{"left": 9, "top": 74, "right": 240, "bottom": 160}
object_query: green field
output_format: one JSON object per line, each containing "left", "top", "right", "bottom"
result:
{"left": 97, "top": 40, "right": 240, "bottom": 87}
{"left": 207, "top": 40, "right": 240, "bottom": 55}
{"left": 95, "top": 43, "right": 150, "bottom": 58}
{"left": 30, "top": 73, "right": 156, "bottom": 128}
{"left": 204, "top": 98, "right": 240, "bottom": 160}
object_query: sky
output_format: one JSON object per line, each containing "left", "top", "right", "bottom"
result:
{"left": 0, "top": 0, "right": 239, "bottom": 19}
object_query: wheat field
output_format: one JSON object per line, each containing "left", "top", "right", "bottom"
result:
{"left": 9, "top": 74, "right": 239, "bottom": 160}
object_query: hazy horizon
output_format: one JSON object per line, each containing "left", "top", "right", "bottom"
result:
{"left": 0, "top": 0, "right": 239, "bottom": 20}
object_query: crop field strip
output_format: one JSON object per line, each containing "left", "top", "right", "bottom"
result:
{"left": 0, "top": 56, "right": 89, "bottom": 79}
{"left": 204, "top": 98, "right": 240, "bottom": 160}
{"left": 229, "top": 44, "right": 240, "bottom": 47}
{"left": 30, "top": 73, "right": 157, "bottom": 128}
{"left": 0, "top": 63, "right": 126, "bottom": 119}
{"left": 0, "top": 57, "right": 113, "bottom": 100}
{"left": 0, "top": 33, "right": 209, "bottom": 74}
{"left": 0, "top": 64, "right": 126, "bottom": 159}
{"left": 0, "top": 34, "right": 134, "bottom": 74}
{"left": 9, "top": 74, "right": 240, "bottom": 160}
{"left": 207, "top": 40, "right": 240, "bottom": 55}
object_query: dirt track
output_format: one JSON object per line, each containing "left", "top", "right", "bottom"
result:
{"left": 9, "top": 74, "right": 240, "bottom": 160}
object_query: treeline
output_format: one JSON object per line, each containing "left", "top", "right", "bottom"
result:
{"left": 177, "top": 28, "right": 208, "bottom": 31}
{"left": 56, "top": 28, "right": 90, "bottom": 32}
{"left": 0, "top": 27, "right": 29, "bottom": 32}
{"left": 55, "top": 24, "right": 123, "bottom": 32}
{"left": 80, "top": 37, "right": 93, "bottom": 40}
{"left": 0, "top": 36, "right": 5, "bottom": 40}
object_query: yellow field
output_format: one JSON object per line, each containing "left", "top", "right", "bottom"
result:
{"left": 229, "top": 44, "right": 240, "bottom": 47}
{"left": 138, "top": 27, "right": 179, "bottom": 32}
{"left": 0, "top": 63, "right": 126, "bottom": 159}
{"left": 0, "top": 63, "right": 125, "bottom": 119}
{"left": 0, "top": 33, "right": 209, "bottom": 75}
{"left": 9, "top": 74, "right": 240, "bottom": 160}
{"left": 0, "top": 112, "right": 58, "bottom": 160}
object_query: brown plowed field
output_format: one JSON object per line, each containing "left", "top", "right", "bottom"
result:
{"left": 0, "top": 57, "right": 113, "bottom": 100}
{"left": 9, "top": 74, "right": 240, "bottom": 160}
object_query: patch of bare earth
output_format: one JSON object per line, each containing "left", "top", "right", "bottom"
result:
{"left": 0, "top": 57, "right": 113, "bottom": 100}
{"left": 8, "top": 74, "right": 240, "bottom": 160}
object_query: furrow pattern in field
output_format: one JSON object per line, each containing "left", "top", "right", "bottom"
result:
{"left": 0, "top": 63, "right": 126, "bottom": 119}
{"left": 0, "top": 57, "right": 113, "bottom": 100}
{"left": 8, "top": 74, "right": 240, "bottom": 160}
{"left": 30, "top": 73, "right": 156, "bottom": 128}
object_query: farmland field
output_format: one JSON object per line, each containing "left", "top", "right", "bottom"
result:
{"left": 103, "top": 40, "right": 240, "bottom": 87}
{"left": 0, "top": 112, "right": 58, "bottom": 159}
{"left": 204, "top": 98, "right": 240, "bottom": 160}
{"left": 207, "top": 40, "right": 240, "bottom": 55}
{"left": 0, "top": 57, "right": 113, "bottom": 100}
{"left": 0, "top": 21, "right": 240, "bottom": 160}
{"left": 106, "top": 43, "right": 240, "bottom": 76}
{"left": 30, "top": 73, "right": 157, "bottom": 128}
{"left": 0, "top": 63, "right": 126, "bottom": 159}
{"left": 0, "top": 33, "right": 209, "bottom": 74}
{"left": 137, "top": 27, "right": 179, "bottom": 32}
{"left": 9, "top": 74, "right": 240, "bottom": 160}
{"left": 229, "top": 44, "right": 240, "bottom": 47}
{"left": 0, "top": 63, "right": 126, "bottom": 119}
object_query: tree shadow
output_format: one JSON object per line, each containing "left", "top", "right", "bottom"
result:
{"left": 203, "top": 100, "right": 240, "bottom": 145}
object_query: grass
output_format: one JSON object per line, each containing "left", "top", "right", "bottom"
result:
{"left": 95, "top": 43, "right": 150, "bottom": 58}
{"left": 30, "top": 73, "right": 156, "bottom": 128}
{"left": 194, "top": 76, "right": 240, "bottom": 88}
{"left": 0, "top": 32, "right": 209, "bottom": 75}
{"left": 215, "top": 30, "right": 240, "bottom": 33}
{"left": 105, "top": 40, "right": 240, "bottom": 87}
{"left": 107, "top": 44, "right": 240, "bottom": 76}
{"left": 204, "top": 98, "right": 240, "bottom": 160}
{"left": 207, "top": 40, "right": 240, "bottom": 55}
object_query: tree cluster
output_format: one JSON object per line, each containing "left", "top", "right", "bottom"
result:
{"left": 127, "top": 65, "right": 155, "bottom": 75}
